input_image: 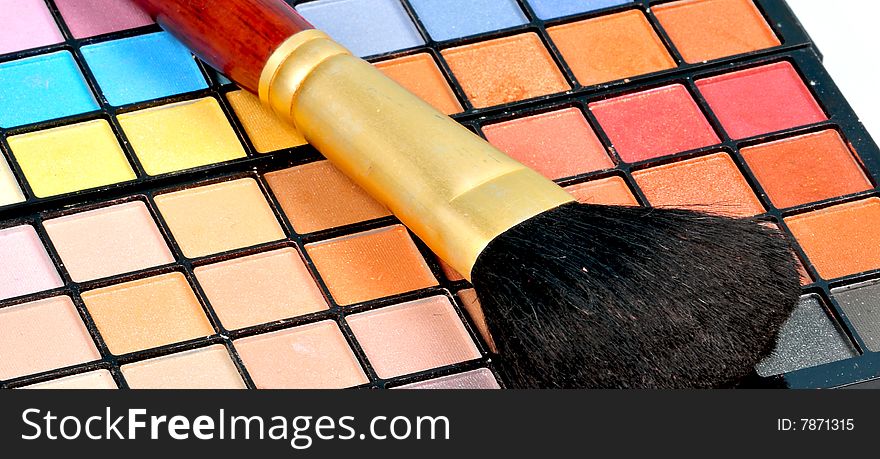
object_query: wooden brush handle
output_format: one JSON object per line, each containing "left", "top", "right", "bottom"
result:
{"left": 131, "top": 0, "right": 312, "bottom": 92}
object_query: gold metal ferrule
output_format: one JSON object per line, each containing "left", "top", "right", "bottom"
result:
{"left": 260, "top": 30, "right": 574, "bottom": 280}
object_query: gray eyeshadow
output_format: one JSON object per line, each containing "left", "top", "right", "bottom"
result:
{"left": 756, "top": 295, "right": 857, "bottom": 377}
{"left": 832, "top": 280, "right": 880, "bottom": 352}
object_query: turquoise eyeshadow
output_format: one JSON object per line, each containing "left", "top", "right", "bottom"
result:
{"left": 81, "top": 32, "right": 207, "bottom": 106}
{"left": 296, "top": 0, "right": 424, "bottom": 58}
{"left": 527, "top": 0, "right": 633, "bottom": 20}
{"left": 0, "top": 51, "right": 98, "bottom": 128}
{"left": 408, "top": 0, "right": 528, "bottom": 41}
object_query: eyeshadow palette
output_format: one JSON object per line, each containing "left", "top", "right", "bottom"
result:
{"left": 1, "top": 0, "right": 879, "bottom": 389}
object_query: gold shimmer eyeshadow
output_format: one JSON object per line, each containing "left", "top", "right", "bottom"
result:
{"left": 547, "top": 10, "right": 676, "bottom": 86}
{"left": 234, "top": 320, "right": 368, "bottom": 389}
{"left": 441, "top": 33, "right": 570, "bottom": 108}
{"left": 154, "top": 178, "right": 285, "bottom": 258}
{"left": 225, "top": 89, "right": 306, "bottom": 153}
{"left": 306, "top": 225, "right": 438, "bottom": 306}
{"left": 264, "top": 161, "right": 391, "bottom": 234}
{"left": 119, "top": 98, "right": 246, "bottom": 176}
{"left": 194, "top": 248, "right": 328, "bottom": 330}
{"left": 81, "top": 272, "right": 213, "bottom": 355}
{"left": 346, "top": 296, "right": 481, "bottom": 379}
{"left": 375, "top": 53, "right": 463, "bottom": 115}
{"left": 121, "top": 345, "right": 246, "bottom": 389}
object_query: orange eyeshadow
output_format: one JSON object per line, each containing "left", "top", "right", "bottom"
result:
{"left": 786, "top": 198, "right": 880, "bottom": 280}
{"left": 346, "top": 296, "right": 480, "bottom": 379}
{"left": 305, "top": 225, "right": 438, "bottom": 306}
{"left": 375, "top": 53, "right": 462, "bottom": 115}
{"left": 194, "top": 248, "right": 328, "bottom": 330}
{"left": 234, "top": 321, "right": 368, "bottom": 389}
{"left": 81, "top": 272, "right": 213, "bottom": 355}
{"left": 653, "top": 0, "right": 780, "bottom": 63}
{"left": 482, "top": 108, "right": 613, "bottom": 180}
{"left": 457, "top": 288, "right": 496, "bottom": 353}
{"left": 741, "top": 130, "right": 872, "bottom": 209}
{"left": 632, "top": 152, "right": 764, "bottom": 217}
{"left": 565, "top": 176, "right": 639, "bottom": 206}
{"left": 441, "top": 32, "right": 570, "bottom": 108}
{"left": 547, "top": 10, "right": 676, "bottom": 86}
{"left": 265, "top": 161, "right": 390, "bottom": 234}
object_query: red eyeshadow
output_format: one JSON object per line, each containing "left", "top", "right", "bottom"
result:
{"left": 482, "top": 108, "right": 613, "bottom": 180}
{"left": 696, "top": 61, "right": 826, "bottom": 139}
{"left": 589, "top": 84, "right": 719, "bottom": 163}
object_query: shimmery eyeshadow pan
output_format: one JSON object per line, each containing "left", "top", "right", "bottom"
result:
{"left": 399, "top": 368, "right": 501, "bottom": 389}
{"left": 226, "top": 90, "right": 306, "bottom": 153}
{"left": 0, "top": 0, "right": 63, "bottom": 55}
{"left": 0, "top": 225, "right": 63, "bottom": 301}
{"left": 831, "top": 280, "right": 880, "bottom": 353}
{"left": 375, "top": 54, "right": 463, "bottom": 115}
{"left": 565, "top": 176, "right": 639, "bottom": 206}
{"left": 526, "top": 0, "right": 633, "bottom": 20}
{"left": 408, "top": 0, "right": 527, "bottom": 41}
{"left": 55, "top": 0, "right": 153, "bottom": 39}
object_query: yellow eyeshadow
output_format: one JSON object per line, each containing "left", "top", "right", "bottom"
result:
{"left": 226, "top": 90, "right": 306, "bottom": 153}
{"left": 118, "top": 98, "right": 246, "bottom": 176}
{"left": 7, "top": 120, "right": 135, "bottom": 198}
{"left": 0, "top": 155, "right": 25, "bottom": 206}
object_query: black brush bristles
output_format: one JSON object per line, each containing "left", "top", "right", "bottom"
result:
{"left": 471, "top": 202, "right": 801, "bottom": 389}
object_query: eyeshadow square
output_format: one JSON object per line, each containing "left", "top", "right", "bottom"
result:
{"left": 305, "top": 225, "right": 438, "bottom": 306}
{"left": 565, "top": 176, "right": 639, "bottom": 206}
{"left": 0, "top": 155, "right": 25, "bottom": 207}
{"left": 741, "top": 130, "right": 872, "bottom": 209}
{"left": 375, "top": 54, "right": 462, "bottom": 115}
{"left": 548, "top": 10, "right": 676, "bottom": 86}
{"left": 482, "top": 108, "right": 613, "bottom": 180}
{"left": 82, "top": 32, "right": 207, "bottom": 106}
{"left": 235, "top": 321, "right": 368, "bottom": 389}
{"left": 0, "top": 0, "right": 63, "bottom": 54}
{"left": 526, "top": 0, "right": 633, "bottom": 20}
{"left": 653, "top": 0, "right": 780, "bottom": 63}
{"left": 226, "top": 90, "right": 306, "bottom": 153}
{"left": 756, "top": 295, "right": 856, "bottom": 377}
{"left": 81, "top": 272, "right": 214, "bottom": 355}
{"left": 831, "top": 280, "right": 880, "bottom": 352}
{"left": 154, "top": 178, "right": 285, "bottom": 258}
{"left": 43, "top": 201, "right": 174, "bottom": 282}
{"left": 442, "top": 33, "right": 570, "bottom": 108}
{"left": 398, "top": 368, "right": 500, "bottom": 389}
{"left": 122, "top": 345, "right": 246, "bottom": 389}
{"left": 119, "top": 98, "right": 247, "bottom": 176}
{"left": 0, "top": 225, "right": 63, "bottom": 301}
{"left": 0, "top": 52, "right": 98, "bottom": 128}
{"left": 55, "top": 0, "right": 153, "bottom": 38}
{"left": 347, "top": 296, "right": 480, "bottom": 379}
{"left": 295, "top": 0, "right": 424, "bottom": 58}
{"left": 589, "top": 84, "right": 719, "bottom": 162}
{"left": 696, "top": 61, "right": 826, "bottom": 139}
{"left": 8, "top": 119, "right": 135, "bottom": 198}
{"left": 632, "top": 152, "right": 764, "bottom": 216}
{"left": 785, "top": 198, "right": 880, "bottom": 280}
{"left": 457, "top": 288, "right": 495, "bottom": 353}
{"left": 265, "top": 161, "right": 390, "bottom": 234}
{"left": 0, "top": 296, "right": 99, "bottom": 380}
{"left": 195, "top": 248, "right": 328, "bottom": 330}
{"left": 409, "top": 0, "right": 527, "bottom": 41}
{"left": 23, "top": 369, "right": 117, "bottom": 389}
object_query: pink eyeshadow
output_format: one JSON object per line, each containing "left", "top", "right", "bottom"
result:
{"left": 55, "top": 0, "right": 154, "bottom": 39}
{"left": 0, "top": 225, "right": 63, "bottom": 301}
{"left": 398, "top": 368, "right": 500, "bottom": 389}
{"left": 0, "top": 0, "right": 64, "bottom": 54}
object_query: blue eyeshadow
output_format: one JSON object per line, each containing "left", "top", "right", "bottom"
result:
{"left": 409, "top": 0, "right": 528, "bottom": 41}
{"left": 0, "top": 51, "right": 98, "bottom": 128}
{"left": 296, "top": 0, "right": 424, "bottom": 58}
{"left": 81, "top": 32, "right": 207, "bottom": 106}
{"left": 527, "top": 0, "right": 633, "bottom": 20}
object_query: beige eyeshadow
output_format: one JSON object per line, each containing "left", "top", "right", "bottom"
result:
{"left": 194, "top": 248, "right": 328, "bottom": 330}
{"left": 43, "top": 201, "right": 174, "bottom": 282}
{"left": 0, "top": 296, "right": 100, "bottom": 380}
{"left": 23, "top": 369, "right": 117, "bottom": 389}
{"left": 154, "top": 178, "right": 285, "bottom": 258}
{"left": 81, "top": 272, "right": 214, "bottom": 355}
{"left": 346, "top": 296, "right": 480, "bottom": 379}
{"left": 122, "top": 345, "right": 246, "bottom": 389}
{"left": 234, "top": 321, "right": 368, "bottom": 389}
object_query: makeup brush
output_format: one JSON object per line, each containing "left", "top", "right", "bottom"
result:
{"left": 129, "top": 0, "right": 800, "bottom": 388}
